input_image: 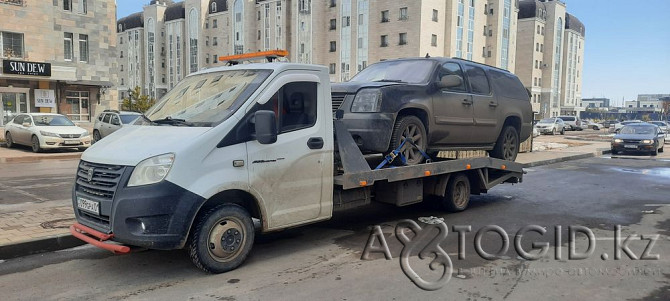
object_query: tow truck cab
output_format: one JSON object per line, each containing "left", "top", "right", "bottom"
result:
{"left": 73, "top": 63, "right": 335, "bottom": 256}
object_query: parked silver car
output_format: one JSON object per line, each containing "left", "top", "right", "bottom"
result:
{"left": 93, "top": 110, "right": 143, "bottom": 141}
{"left": 535, "top": 118, "right": 566, "bottom": 135}
{"left": 557, "top": 115, "right": 583, "bottom": 131}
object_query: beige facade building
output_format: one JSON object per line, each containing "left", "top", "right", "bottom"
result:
{"left": 116, "top": 0, "right": 519, "bottom": 99}
{"left": 0, "top": 0, "right": 118, "bottom": 125}
{"left": 515, "top": 0, "right": 584, "bottom": 119}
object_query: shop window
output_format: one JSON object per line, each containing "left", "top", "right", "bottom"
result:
{"left": 1, "top": 31, "right": 24, "bottom": 58}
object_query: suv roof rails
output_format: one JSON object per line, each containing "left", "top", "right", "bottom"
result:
{"left": 449, "top": 57, "right": 512, "bottom": 73}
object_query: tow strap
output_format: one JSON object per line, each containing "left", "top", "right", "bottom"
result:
{"left": 375, "top": 138, "right": 432, "bottom": 170}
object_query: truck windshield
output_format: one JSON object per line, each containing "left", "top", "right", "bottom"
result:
{"left": 349, "top": 60, "right": 435, "bottom": 84}
{"left": 145, "top": 69, "right": 271, "bottom": 127}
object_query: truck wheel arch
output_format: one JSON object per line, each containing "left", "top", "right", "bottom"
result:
{"left": 188, "top": 190, "right": 265, "bottom": 240}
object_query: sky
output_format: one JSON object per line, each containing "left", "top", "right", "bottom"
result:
{"left": 116, "top": 0, "right": 670, "bottom": 106}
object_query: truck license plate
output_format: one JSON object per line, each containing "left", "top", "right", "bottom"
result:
{"left": 624, "top": 145, "right": 638, "bottom": 149}
{"left": 77, "top": 197, "right": 100, "bottom": 215}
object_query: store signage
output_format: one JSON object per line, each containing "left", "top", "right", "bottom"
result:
{"left": 2, "top": 59, "right": 51, "bottom": 77}
{"left": 35, "top": 89, "right": 56, "bottom": 108}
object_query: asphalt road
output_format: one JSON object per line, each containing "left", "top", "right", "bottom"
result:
{"left": 0, "top": 158, "right": 78, "bottom": 211}
{"left": 0, "top": 156, "right": 668, "bottom": 300}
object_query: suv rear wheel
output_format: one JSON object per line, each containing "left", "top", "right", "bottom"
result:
{"left": 389, "top": 115, "right": 427, "bottom": 165}
{"left": 93, "top": 130, "right": 102, "bottom": 142}
{"left": 490, "top": 126, "right": 519, "bottom": 161}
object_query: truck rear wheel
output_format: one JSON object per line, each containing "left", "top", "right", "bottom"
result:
{"left": 188, "top": 204, "right": 255, "bottom": 273}
{"left": 440, "top": 174, "right": 471, "bottom": 212}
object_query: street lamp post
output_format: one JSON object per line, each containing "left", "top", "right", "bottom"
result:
{"left": 127, "top": 88, "right": 133, "bottom": 111}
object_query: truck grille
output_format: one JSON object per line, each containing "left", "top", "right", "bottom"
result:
{"left": 75, "top": 161, "right": 125, "bottom": 200}
{"left": 331, "top": 93, "right": 347, "bottom": 112}
{"left": 60, "top": 133, "right": 81, "bottom": 138}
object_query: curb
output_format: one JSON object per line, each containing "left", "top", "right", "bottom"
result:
{"left": 0, "top": 153, "right": 82, "bottom": 163}
{"left": 522, "top": 149, "right": 611, "bottom": 168}
{"left": 0, "top": 234, "right": 85, "bottom": 260}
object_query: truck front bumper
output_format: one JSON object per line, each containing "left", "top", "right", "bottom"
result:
{"left": 73, "top": 171, "right": 205, "bottom": 250}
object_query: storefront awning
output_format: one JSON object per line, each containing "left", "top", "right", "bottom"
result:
{"left": 65, "top": 80, "right": 114, "bottom": 87}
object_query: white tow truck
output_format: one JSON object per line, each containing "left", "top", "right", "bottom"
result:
{"left": 70, "top": 51, "right": 524, "bottom": 273}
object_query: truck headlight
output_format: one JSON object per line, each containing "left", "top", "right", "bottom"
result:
{"left": 351, "top": 89, "right": 382, "bottom": 112}
{"left": 128, "top": 153, "right": 175, "bottom": 187}
{"left": 613, "top": 139, "right": 623, "bottom": 143}
{"left": 641, "top": 140, "right": 653, "bottom": 144}
{"left": 40, "top": 131, "right": 60, "bottom": 137}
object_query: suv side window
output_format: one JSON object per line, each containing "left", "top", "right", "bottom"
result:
{"left": 438, "top": 62, "right": 467, "bottom": 92}
{"left": 464, "top": 65, "right": 491, "bottom": 95}
{"left": 102, "top": 113, "right": 111, "bottom": 123}
{"left": 110, "top": 114, "right": 120, "bottom": 125}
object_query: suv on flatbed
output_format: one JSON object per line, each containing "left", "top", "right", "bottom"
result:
{"left": 331, "top": 57, "right": 532, "bottom": 163}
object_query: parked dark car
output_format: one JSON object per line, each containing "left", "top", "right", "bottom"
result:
{"left": 331, "top": 57, "right": 532, "bottom": 164}
{"left": 611, "top": 123, "right": 665, "bottom": 156}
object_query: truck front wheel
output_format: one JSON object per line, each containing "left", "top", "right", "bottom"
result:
{"left": 188, "top": 204, "right": 255, "bottom": 273}
{"left": 440, "top": 174, "right": 471, "bottom": 212}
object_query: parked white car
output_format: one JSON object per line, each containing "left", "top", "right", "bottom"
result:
{"left": 4, "top": 113, "right": 92, "bottom": 152}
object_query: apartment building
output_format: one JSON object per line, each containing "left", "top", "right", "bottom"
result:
{"left": 0, "top": 0, "right": 118, "bottom": 125}
{"left": 515, "top": 0, "right": 584, "bottom": 119}
{"left": 116, "top": 0, "right": 519, "bottom": 99}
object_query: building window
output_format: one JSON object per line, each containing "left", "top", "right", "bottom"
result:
{"left": 213, "top": 37, "right": 218, "bottom": 46}
{"left": 399, "top": 7, "right": 408, "bottom": 20}
{"left": 211, "top": 2, "right": 217, "bottom": 12}
{"left": 79, "top": 34, "right": 89, "bottom": 62}
{"left": 329, "top": 63, "right": 336, "bottom": 74}
{"left": 258, "top": 30, "right": 261, "bottom": 40}
{"left": 399, "top": 32, "right": 407, "bottom": 45}
{"left": 380, "top": 35, "right": 388, "bottom": 47}
{"left": 1, "top": 31, "right": 24, "bottom": 58}
{"left": 206, "top": 36, "right": 210, "bottom": 46}
{"left": 432, "top": 9, "right": 438, "bottom": 22}
{"left": 540, "top": 44, "right": 544, "bottom": 52}
{"left": 299, "top": 0, "right": 311, "bottom": 12}
{"left": 213, "top": 19, "right": 218, "bottom": 28}
{"left": 342, "top": 16, "right": 351, "bottom": 27}
{"left": 64, "top": 32, "right": 73, "bottom": 60}
{"left": 536, "top": 43, "right": 539, "bottom": 51}
{"left": 537, "top": 25, "right": 540, "bottom": 34}
{"left": 63, "top": 0, "right": 72, "bottom": 11}
{"left": 329, "top": 19, "right": 337, "bottom": 30}
{"left": 330, "top": 0, "right": 336, "bottom": 8}
{"left": 431, "top": 34, "right": 437, "bottom": 47}
{"left": 381, "top": 10, "right": 389, "bottom": 23}
{"left": 213, "top": 54, "right": 218, "bottom": 64}
{"left": 120, "top": 65, "right": 123, "bottom": 72}
{"left": 329, "top": 41, "right": 336, "bottom": 52}
{"left": 189, "top": 8, "right": 199, "bottom": 73}
{"left": 121, "top": 78, "right": 124, "bottom": 86}
{"left": 120, "top": 50, "right": 123, "bottom": 58}
{"left": 78, "top": 0, "right": 87, "bottom": 14}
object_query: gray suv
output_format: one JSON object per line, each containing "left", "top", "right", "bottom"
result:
{"left": 331, "top": 57, "right": 533, "bottom": 163}
{"left": 93, "top": 110, "right": 142, "bottom": 141}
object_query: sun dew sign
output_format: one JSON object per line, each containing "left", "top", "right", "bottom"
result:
{"left": 2, "top": 59, "right": 51, "bottom": 77}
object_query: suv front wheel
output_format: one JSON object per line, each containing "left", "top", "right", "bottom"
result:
{"left": 389, "top": 115, "right": 427, "bottom": 165}
{"left": 490, "top": 126, "right": 519, "bottom": 161}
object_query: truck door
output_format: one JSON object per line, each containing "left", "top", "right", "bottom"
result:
{"left": 246, "top": 72, "right": 332, "bottom": 229}
{"left": 431, "top": 62, "right": 474, "bottom": 145}
{"left": 465, "top": 64, "right": 499, "bottom": 143}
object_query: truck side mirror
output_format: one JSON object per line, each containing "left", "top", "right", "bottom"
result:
{"left": 254, "top": 110, "right": 278, "bottom": 145}
{"left": 437, "top": 75, "right": 463, "bottom": 89}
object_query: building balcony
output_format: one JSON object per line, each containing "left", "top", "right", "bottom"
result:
{"left": 0, "top": 0, "right": 24, "bottom": 6}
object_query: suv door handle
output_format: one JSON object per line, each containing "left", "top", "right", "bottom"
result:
{"left": 307, "top": 137, "right": 324, "bottom": 150}
{"left": 489, "top": 101, "right": 498, "bottom": 107}
{"left": 462, "top": 99, "right": 473, "bottom": 105}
